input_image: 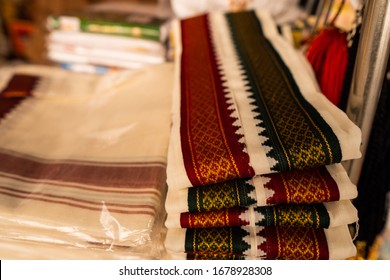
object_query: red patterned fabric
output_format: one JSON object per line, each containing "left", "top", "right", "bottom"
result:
{"left": 180, "top": 15, "right": 255, "bottom": 187}
{"left": 264, "top": 166, "right": 340, "bottom": 204}
{"left": 180, "top": 207, "right": 247, "bottom": 228}
{"left": 258, "top": 226, "right": 329, "bottom": 260}
{"left": 165, "top": 10, "right": 360, "bottom": 260}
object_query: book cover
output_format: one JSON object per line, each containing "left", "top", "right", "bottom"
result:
{"left": 47, "top": 6, "right": 171, "bottom": 42}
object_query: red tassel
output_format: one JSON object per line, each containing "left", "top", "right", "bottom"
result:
{"left": 306, "top": 27, "right": 349, "bottom": 107}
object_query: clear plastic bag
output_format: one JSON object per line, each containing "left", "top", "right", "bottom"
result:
{"left": 0, "top": 63, "right": 174, "bottom": 259}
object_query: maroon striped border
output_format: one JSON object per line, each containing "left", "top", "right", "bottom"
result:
{"left": 0, "top": 149, "right": 166, "bottom": 190}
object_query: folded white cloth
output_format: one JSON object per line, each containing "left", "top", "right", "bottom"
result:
{"left": 164, "top": 224, "right": 357, "bottom": 260}
{"left": 165, "top": 163, "right": 357, "bottom": 213}
{"left": 166, "top": 11, "right": 361, "bottom": 191}
{"left": 0, "top": 63, "right": 174, "bottom": 257}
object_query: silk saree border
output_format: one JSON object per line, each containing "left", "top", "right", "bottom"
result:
{"left": 166, "top": 200, "right": 358, "bottom": 229}
{"left": 179, "top": 10, "right": 345, "bottom": 179}
{"left": 179, "top": 14, "right": 255, "bottom": 187}
{"left": 179, "top": 203, "right": 331, "bottom": 229}
{"left": 185, "top": 227, "right": 251, "bottom": 255}
{"left": 185, "top": 165, "right": 340, "bottom": 213}
{"left": 187, "top": 177, "right": 256, "bottom": 212}
{"left": 181, "top": 226, "right": 330, "bottom": 260}
{"left": 259, "top": 226, "right": 329, "bottom": 260}
{"left": 263, "top": 164, "right": 340, "bottom": 205}
{"left": 226, "top": 11, "right": 342, "bottom": 171}
{"left": 167, "top": 10, "right": 361, "bottom": 191}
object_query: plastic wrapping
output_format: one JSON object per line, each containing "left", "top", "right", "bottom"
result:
{"left": 0, "top": 238, "right": 153, "bottom": 260}
{"left": 0, "top": 63, "right": 174, "bottom": 259}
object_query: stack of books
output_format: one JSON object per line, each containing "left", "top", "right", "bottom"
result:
{"left": 46, "top": 2, "right": 172, "bottom": 74}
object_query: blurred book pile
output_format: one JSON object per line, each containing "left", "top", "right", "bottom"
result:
{"left": 46, "top": 1, "right": 173, "bottom": 74}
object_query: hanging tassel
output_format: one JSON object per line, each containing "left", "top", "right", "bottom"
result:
{"left": 305, "top": 0, "right": 349, "bottom": 108}
{"left": 306, "top": 26, "right": 349, "bottom": 107}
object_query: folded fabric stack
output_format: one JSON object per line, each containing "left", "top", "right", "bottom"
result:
{"left": 164, "top": 10, "right": 362, "bottom": 260}
{"left": 0, "top": 63, "right": 173, "bottom": 259}
{"left": 46, "top": 2, "right": 172, "bottom": 74}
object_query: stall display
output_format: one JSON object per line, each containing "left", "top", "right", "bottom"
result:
{"left": 164, "top": 10, "right": 361, "bottom": 259}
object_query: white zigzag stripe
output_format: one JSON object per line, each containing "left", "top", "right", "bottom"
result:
{"left": 208, "top": 12, "right": 278, "bottom": 173}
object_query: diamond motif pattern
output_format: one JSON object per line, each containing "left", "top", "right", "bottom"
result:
{"left": 227, "top": 12, "right": 342, "bottom": 171}
{"left": 195, "top": 228, "right": 232, "bottom": 253}
{"left": 188, "top": 178, "right": 256, "bottom": 212}
{"left": 185, "top": 227, "right": 251, "bottom": 254}
{"left": 180, "top": 15, "right": 254, "bottom": 186}
{"left": 264, "top": 167, "right": 340, "bottom": 205}
{"left": 276, "top": 227, "right": 324, "bottom": 260}
{"left": 273, "top": 204, "right": 326, "bottom": 228}
{"left": 255, "top": 204, "right": 328, "bottom": 228}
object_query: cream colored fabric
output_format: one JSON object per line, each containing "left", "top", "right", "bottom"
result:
{"left": 0, "top": 238, "right": 149, "bottom": 260}
{"left": 0, "top": 63, "right": 174, "bottom": 257}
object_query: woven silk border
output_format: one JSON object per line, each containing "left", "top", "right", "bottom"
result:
{"left": 187, "top": 166, "right": 340, "bottom": 212}
{"left": 185, "top": 227, "right": 251, "bottom": 255}
{"left": 264, "top": 166, "right": 340, "bottom": 204}
{"left": 183, "top": 226, "right": 329, "bottom": 259}
{"left": 187, "top": 178, "right": 256, "bottom": 212}
{"left": 226, "top": 11, "right": 342, "bottom": 171}
{"left": 180, "top": 15, "right": 254, "bottom": 187}
{"left": 179, "top": 11, "right": 344, "bottom": 187}
{"left": 180, "top": 203, "right": 330, "bottom": 229}
{"left": 259, "top": 226, "right": 329, "bottom": 260}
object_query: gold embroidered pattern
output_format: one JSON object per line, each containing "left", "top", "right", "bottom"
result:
{"left": 281, "top": 170, "right": 331, "bottom": 203}
{"left": 273, "top": 204, "right": 320, "bottom": 228}
{"left": 193, "top": 227, "right": 233, "bottom": 253}
{"left": 276, "top": 227, "right": 323, "bottom": 260}
{"left": 188, "top": 179, "right": 256, "bottom": 213}
{"left": 180, "top": 15, "right": 254, "bottom": 186}
{"left": 201, "top": 183, "right": 240, "bottom": 212}
{"left": 188, "top": 252, "right": 244, "bottom": 260}
{"left": 186, "top": 227, "right": 251, "bottom": 254}
{"left": 227, "top": 12, "right": 342, "bottom": 171}
{"left": 188, "top": 209, "right": 230, "bottom": 228}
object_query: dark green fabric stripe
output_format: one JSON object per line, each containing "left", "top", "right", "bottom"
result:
{"left": 187, "top": 178, "right": 256, "bottom": 212}
{"left": 185, "top": 227, "right": 195, "bottom": 252}
{"left": 254, "top": 203, "right": 331, "bottom": 228}
{"left": 185, "top": 227, "right": 251, "bottom": 254}
{"left": 226, "top": 11, "right": 342, "bottom": 172}
{"left": 232, "top": 227, "right": 251, "bottom": 254}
